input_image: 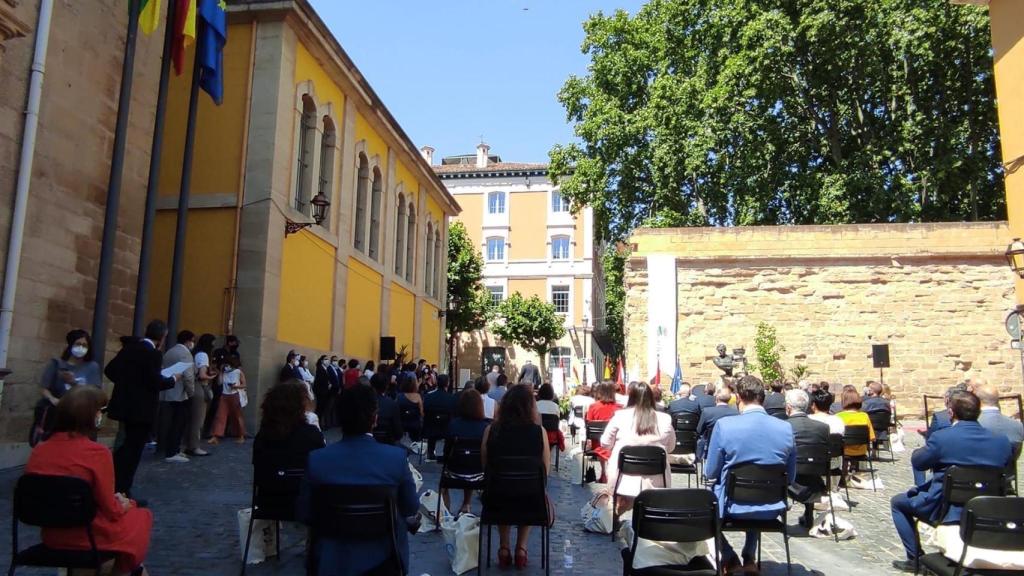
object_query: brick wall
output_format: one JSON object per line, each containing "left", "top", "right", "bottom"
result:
{"left": 624, "top": 223, "right": 1021, "bottom": 417}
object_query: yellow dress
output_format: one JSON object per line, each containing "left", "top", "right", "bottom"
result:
{"left": 836, "top": 410, "right": 875, "bottom": 457}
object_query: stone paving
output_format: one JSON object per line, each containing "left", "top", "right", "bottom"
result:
{"left": 0, "top": 423, "right": 1018, "bottom": 576}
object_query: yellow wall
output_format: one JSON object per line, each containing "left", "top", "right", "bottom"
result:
{"left": 574, "top": 217, "right": 585, "bottom": 259}
{"left": 425, "top": 194, "right": 443, "bottom": 226}
{"left": 159, "top": 22, "right": 251, "bottom": 198}
{"left": 294, "top": 41, "right": 346, "bottom": 115}
{"left": 345, "top": 257, "right": 383, "bottom": 359}
{"left": 508, "top": 278, "right": 547, "bottom": 300}
{"left": 420, "top": 302, "right": 440, "bottom": 363}
{"left": 355, "top": 112, "right": 389, "bottom": 172}
{"left": 146, "top": 208, "right": 237, "bottom": 336}
{"left": 509, "top": 191, "right": 548, "bottom": 259}
{"left": 454, "top": 193, "right": 483, "bottom": 249}
{"left": 395, "top": 160, "right": 419, "bottom": 207}
{"left": 389, "top": 283, "right": 415, "bottom": 354}
{"left": 277, "top": 231, "right": 335, "bottom": 349}
{"left": 574, "top": 277, "right": 584, "bottom": 321}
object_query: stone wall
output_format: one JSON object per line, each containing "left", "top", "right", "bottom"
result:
{"left": 624, "top": 223, "right": 1020, "bottom": 417}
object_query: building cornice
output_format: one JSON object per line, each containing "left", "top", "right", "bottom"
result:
{"left": 437, "top": 169, "right": 550, "bottom": 180}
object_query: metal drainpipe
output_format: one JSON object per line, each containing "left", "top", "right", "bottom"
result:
{"left": 0, "top": 0, "right": 55, "bottom": 404}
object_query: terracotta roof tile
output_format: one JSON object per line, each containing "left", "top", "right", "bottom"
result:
{"left": 433, "top": 162, "right": 549, "bottom": 175}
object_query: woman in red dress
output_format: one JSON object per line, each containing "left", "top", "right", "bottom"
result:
{"left": 25, "top": 386, "right": 153, "bottom": 575}
{"left": 585, "top": 381, "right": 621, "bottom": 482}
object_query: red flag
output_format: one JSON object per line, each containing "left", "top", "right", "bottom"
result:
{"left": 654, "top": 357, "right": 661, "bottom": 387}
{"left": 615, "top": 358, "right": 625, "bottom": 394}
{"left": 172, "top": 0, "right": 197, "bottom": 75}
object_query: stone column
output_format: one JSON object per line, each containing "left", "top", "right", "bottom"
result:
{"left": 646, "top": 255, "right": 677, "bottom": 383}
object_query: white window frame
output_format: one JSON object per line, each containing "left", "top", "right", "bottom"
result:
{"left": 550, "top": 284, "right": 570, "bottom": 315}
{"left": 487, "top": 191, "right": 506, "bottom": 215}
{"left": 487, "top": 285, "right": 505, "bottom": 306}
{"left": 551, "top": 190, "right": 570, "bottom": 213}
{"left": 548, "top": 346, "right": 572, "bottom": 372}
{"left": 551, "top": 235, "right": 570, "bottom": 261}
{"left": 485, "top": 237, "right": 505, "bottom": 263}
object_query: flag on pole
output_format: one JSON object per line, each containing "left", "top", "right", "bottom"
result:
{"left": 197, "top": 0, "right": 227, "bottom": 104}
{"left": 139, "top": 0, "right": 161, "bottom": 35}
{"left": 671, "top": 358, "right": 682, "bottom": 395}
{"left": 654, "top": 357, "right": 661, "bottom": 387}
{"left": 603, "top": 358, "right": 611, "bottom": 380}
{"left": 172, "top": 0, "right": 197, "bottom": 75}
{"left": 615, "top": 358, "right": 625, "bottom": 394}
{"left": 572, "top": 365, "right": 580, "bottom": 386}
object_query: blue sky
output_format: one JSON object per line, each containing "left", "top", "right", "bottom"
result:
{"left": 309, "top": 1, "right": 645, "bottom": 164}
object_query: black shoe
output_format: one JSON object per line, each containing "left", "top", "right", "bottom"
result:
{"left": 891, "top": 559, "right": 917, "bottom": 573}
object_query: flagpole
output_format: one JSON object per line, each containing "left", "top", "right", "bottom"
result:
{"left": 91, "top": 0, "right": 141, "bottom": 364}
{"left": 166, "top": 18, "right": 204, "bottom": 341}
{"left": 132, "top": 0, "right": 178, "bottom": 337}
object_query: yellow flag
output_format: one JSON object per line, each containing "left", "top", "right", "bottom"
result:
{"left": 182, "top": 0, "right": 196, "bottom": 47}
{"left": 139, "top": 0, "right": 160, "bottom": 35}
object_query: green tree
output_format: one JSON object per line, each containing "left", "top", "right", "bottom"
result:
{"left": 492, "top": 293, "right": 567, "bottom": 376}
{"left": 601, "top": 245, "right": 628, "bottom": 359}
{"left": 446, "top": 222, "right": 490, "bottom": 374}
{"left": 753, "top": 322, "right": 785, "bottom": 385}
{"left": 550, "top": 0, "right": 1003, "bottom": 242}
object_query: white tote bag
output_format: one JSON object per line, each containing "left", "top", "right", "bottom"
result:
{"left": 934, "top": 524, "right": 1024, "bottom": 570}
{"left": 581, "top": 492, "right": 613, "bottom": 534}
{"left": 409, "top": 462, "right": 423, "bottom": 493}
{"left": 442, "top": 512, "right": 480, "bottom": 574}
{"left": 418, "top": 489, "right": 449, "bottom": 533}
{"left": 568, "top": 447, "right": 584, "bottom": 486}
{"left": 237, "top": 508, "right": 278, "bottom": 564}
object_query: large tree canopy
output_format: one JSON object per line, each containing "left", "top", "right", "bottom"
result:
{"left": 550, "top": 0, "right": 1004, "bottom": 242}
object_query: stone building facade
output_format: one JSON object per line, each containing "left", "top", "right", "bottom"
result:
{"left": 624, "top": 222, "right": 1020, "bottom": 416}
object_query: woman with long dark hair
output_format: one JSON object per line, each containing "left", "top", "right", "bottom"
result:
{"left": 253, "top": 380, "right": 325, "bottom": 472}
{"left": 31, "top": 329, "right": 102, "bottom": 445}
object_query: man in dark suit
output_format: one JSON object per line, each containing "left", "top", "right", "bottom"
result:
{"left": 298, "top": 383, "right": 419, "bottom": 576}
{"left": 763, "top": 380, "right": 787, "bottom": 418}
{"left": 668, "top": 383, "right": 702, "bottom": 415}
{"left": 785, "top": 389, "right": 831, "bottom": 527}
{"left": 862, "top": 381, "right": 889, "bottom": 413}
{"left": 695, "top": 381, "right": 718, "bottom": 412}
{"left": 518, "top": 360, "right": 542, "bottom": 389}
{"left": 890, "top": 391, "right": 1012, "bottom": 572}
{"left": 925, "top": 384, "right": 968, "bottom": 437}
{"left": 423, "top": 374, "right": 458, "bottom": 460}
{"left": 696, "top": 386, "right": 739, "bottom": 458}
{"left": 105, "top": 320, "right": 178, "bottom": 495}
{"left": 371, "top": 373, "right": 403, "bottom": 444}
{"left": 976, "top": 382, "right": 1024, "bottom": 448}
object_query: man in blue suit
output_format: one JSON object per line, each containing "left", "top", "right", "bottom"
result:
{"left": 298, "top": 383, "right": 419, "bottom": 576}
{"left": 705, "top": 376, "right": 796, "bottom": 574}
{"left": 890, "top": 391, "right": 1011, "bottom": 572}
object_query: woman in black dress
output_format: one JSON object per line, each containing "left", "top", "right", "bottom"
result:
{"left": 481, "top": 384, "right": 550, "bottom": 569}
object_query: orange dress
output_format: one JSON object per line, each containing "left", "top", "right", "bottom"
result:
{"left": 24, "top": 432, "right": 153, "bottom": 572}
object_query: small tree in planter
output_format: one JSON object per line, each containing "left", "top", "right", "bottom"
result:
{"left": 492, "top": 293, "right": 567, "bottom": 378}
{"left": 754, "top": 322, "right": 785, "bottom": 385}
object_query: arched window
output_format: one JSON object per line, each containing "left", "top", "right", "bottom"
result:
{"left": 425, "top": 222, "right": 434, "bottom": 296}
{"left": 551, "top": 235, "right": 570, "bottom": 260}
{"left": 317, "top": 116, "right": 336, "bottom": 228}
{"left": 353, "top": 153, "right": 369, "bottom": 251}
{"left": 434, "top": 229, "right": 442, "bottom": 298}
{"left": 487, "top": 191, "right": 505, "bottom": 214}
{"left": 369, "top": 168, "right": 382, "bottom": 260}
{"left": 394, "top": 194, "right": 406, "bottom": 276}
{"left": 405, "top": 203, "right": 416, "bottom": 283}
{"left": 295, "top": 94, "right": 317, "bottom": 213}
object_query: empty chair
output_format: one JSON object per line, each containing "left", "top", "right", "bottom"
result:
{"left": 582, "top": 420, "right": 610, "bottom": 484}
{"left": 795, "top": 441, "right": 838, "bottom": 541}
{"left": 420, "top": 408, "right": 451, "bottom": 465}
{"left": 918, "top": 496, "right": 1024, "bottom": 576}
{"left": 622, "top": 489, "right": 721, "bottom": 576}
{"left": 241, "top": 467, "right": 306, "bottom": 574}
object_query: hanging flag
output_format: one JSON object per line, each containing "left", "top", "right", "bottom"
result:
{"left": 671, "top": 358, "right": 682, "bottom": 395}
{"left": 197, "top": 0, "right": 227, "bottom": 104}
{"left": 615, "top": 358, "right": 625, "bottom": 394}
{"left": 653, "top": 357, "right": 661, "bottom": 387}
{"left": 140, "top": 0, "right": 161, "bottom": 35}
{"left": 172, "top": 0, "right": 197, "bottom": 75}
{"left": 572, "top": 364, "right": 580, "bottom": 386}
{"left": 603, "top": 358, "right": 611, "bottom": 380}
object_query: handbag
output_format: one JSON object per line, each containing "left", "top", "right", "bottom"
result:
{"left": 238, "top": 390, "right": 249, "bottom": 408}
{"left": 442, "top": 512, "right": 480, "bottom": 574}
{"left": 236, "top": 508, "right": 277, "bottom": 564}
{"left": 581, "top": 492, "right": 613, "bottom": 534}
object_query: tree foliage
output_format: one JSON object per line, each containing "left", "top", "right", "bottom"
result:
{"left": 446, "top": 221, "right": 490, "bottom": 339}
{"left": 550, "top": 0, "right": 1003, "bottom": 242}
{"left": 492, "top": 293, "right": 567, "bottom": 374}
{"left": 753, "top": 322, "right": 784, "bottom": 385}
{"left": 601, "top": 245, "right": 627, "bottom": 359}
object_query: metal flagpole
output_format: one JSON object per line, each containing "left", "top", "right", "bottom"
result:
{"left": 166, "top": 19, "right": 204, "bottom": 341}
{"left": 132, "top": 0, "right": 177, "bottom": 337}
{"left": 91, "top": 0, "right": 142, "bottom": 364}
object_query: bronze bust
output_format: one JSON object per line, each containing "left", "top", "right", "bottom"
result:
{"left": 713, "top": 344, "right": 734, "bottom": 376}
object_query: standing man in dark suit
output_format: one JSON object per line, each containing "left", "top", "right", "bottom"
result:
{"left": 785, "top": 389, "right": 831, "bottom": 527}
{"left": 518, "top": 360, "right": 542, "bottom": 389}
{"left": 370, "top": 373, "right": 403, "bottom": 443}
{"left": 696, "top": 386, "right": 739, "bottom": 458}
{"left": 763, "top": 380, "right": 787, "bottom": 418}
{"left": 105, "top": 320, "right": 178, "bottom": 495}
{"left": 890, "top": 391, "right": 1011, "bottom": 572}
{"left": 668, "top": 383, "right": 702, "bottom": 415}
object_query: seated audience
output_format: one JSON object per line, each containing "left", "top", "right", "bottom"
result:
{"left": 586, "top": 381, "right": 622, "bottom": 483}
{"left": 862, "top": 381, "right": 889, "bottom": 413}
{"left": 829, "top": 384, "right": 854, "bottom": 414}
{"left": 475, "top": 377, "right": 497, "bottom": 419}
{"left": 422, "top": 374, "right": 458, "bottom": 460}
{"left": 785, "top": 389, "right": 831, "bottom": 527}
{"left": 253, "top": 381, "right": 325, "bottom": 508}
{"left": 25, "top": 387, "right": 154, "bottom": 576}
{"left": 601, "top": 381, "right": 675, "bottom": 516}
{"left": 808, "top": 390, "right": 846, "bottom": 435}
{"left": 667, "top": 382, "right": 701, "bottom": 415}
{"left": 975, "top": 380, "right": 1023, "bottom": 449}
{"left": 442, "top": 389, "right": 490, "bottom": 516}
{"left": 763, "top": 380, "right": 787, "bottom": 418}
{"left": 397, "top": 374, "right": 424, "bottom": 441}
{"left": 696, "top": 385, "right": 739, "bottom": 458}
{"left": 536, "top": 383, "right": 561, "bottom": 416}
{"left": 705, "top": 376, "right": 796, "bottom": 574}
{"left": 569, "top": 384, "right": 595, "bottom": 431}
{"left": 298, "top": 384, "right": 418, "bottom": 576}
{"left": 489, "top": 373, "right": 509, "bottom": 402}
{"left": 481, "top": 384, "right": 550, "bottom": 569}
{"left": 695, "top": 382, "right": 717, "bottom": 412}
{"left": 889, "top": 391, "right": 1012, "bottom": 572}
{"left": 835, "top": 387, "right": 875, "bottom": 458}
{"left": 370, "top": 373, "right": 403, "bottom": 444}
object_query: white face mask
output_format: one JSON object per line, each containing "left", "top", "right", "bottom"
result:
{"left": 71, "top": 345, "right": 88, "bottom": 359}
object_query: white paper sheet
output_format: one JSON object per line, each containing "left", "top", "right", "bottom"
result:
{"left": 161, "top": 361, "right": 192, "bottom": 378}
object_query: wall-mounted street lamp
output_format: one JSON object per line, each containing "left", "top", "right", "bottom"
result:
{"left": 285, "top": 191, "right": 330, "bottom": 236}
{"left": 1005, "top": 238, "right": 1024, "bottom": 278}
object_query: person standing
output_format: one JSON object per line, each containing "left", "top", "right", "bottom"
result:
{"left": 343, "top": 358, "right": 362, "bottom": 390}
{"left": 157, "top": 331, "right": 197, "bottom": 463}
{"left": 210, "top": 356, "right": 248, "bottom": 444}
{"left": 279, "top": 351, "right": 300, "bottom": 383}
{"left": 105, "top": 320, "right": 178, "bottom": 496}
{"left": 32, "top": 329, "right": 102, "bottom": 444}
{"left": 187, "top": 334, "right": 217, "bottom": 457}
{"left": 517, "top": 360, "right": 541, "bottom": 389}
{"left": 297, "top": 355, "right": 315, "bottom": 391}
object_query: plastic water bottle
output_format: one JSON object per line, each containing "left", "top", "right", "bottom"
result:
{"left": 563, "top": 539, "right": 573, "bottom": 569}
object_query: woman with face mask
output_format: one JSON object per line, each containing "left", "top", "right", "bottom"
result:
{"left": 31, "top": 329, "right": 102, "bottom": 446}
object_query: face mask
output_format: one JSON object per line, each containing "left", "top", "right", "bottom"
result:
{"left": 186, "top": 342, "right": 194, "bottom": 351}
{"left": 71, "top": 346, "right": 88, "bottom": 359}
{"left": 223, "top": 366, "right": 234, "bottom": 373}
{"left": 95, "top": 413, "right": 104, "bottom": 430}
{"left": 293, "top": 360, "right": 300, "bottom": 367}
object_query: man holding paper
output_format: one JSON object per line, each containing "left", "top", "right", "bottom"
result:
{"left": 158, "top": 331, "right": 197, "bottom": 463}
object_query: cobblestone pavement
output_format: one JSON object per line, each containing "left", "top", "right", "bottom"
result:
{"left": 0, "top": 423, "right": 1019, "bottom": 576}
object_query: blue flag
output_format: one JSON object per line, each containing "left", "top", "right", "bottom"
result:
{"left": 671, "top": 358, "right": 682, "bottom": 395}
{"left": 198, "top": 0, "right": 227, "bottom": 104}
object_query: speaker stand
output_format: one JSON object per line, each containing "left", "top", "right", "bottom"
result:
{"left": 879, "top": 367, "right": 884, "bottom": 386}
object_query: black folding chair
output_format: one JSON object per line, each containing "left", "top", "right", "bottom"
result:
{"left": 866, "top": 410, "right": 893, "bottom": 462}
{"left": 570, "top": 405, "right": 585, "bottom": 444}
{"left": 919, "top": 496, "right": 1024, "bottom": 576}
{"left": 623, "top": 489, "right": 720, "bottom": 576}
{"left": 721, "top": 463, "right": 792, "bottom": 576}
{"left": 1005, "top": 443, "right": 1021, "bottom": 496}
{"left": 399, "top": 404, "right": 422, "bottom": 443}
{"left": 583, "top": 420, "right": 610, "bottom": 484}
{"left": 240, "top": 466, "right": 306, "bottom": 575}
{"left": 796, "top": 441, "right": 838, "bottom": 542}
{"left": 8, "top": 474, "right": 122, "bottom": 576}
{"left": 671, "top": 431, "right": 700, "bottom": 488}
{"left": 611, "top": 446, "right": 668, "bottom": 541}
{"left": 373, "top": 428, "right": 396, "bottom": 445}
{"left": 913, "top": 465, "right": 1007, "bottom": 574}
{"left": 437, "top": 436, "right": 485, "bottom": 526}
{"left": 827, "top": 434, "right": 850, "bottom": 508}
{"left": 479, "top": 456, "right": 553, "bottom": 576}
{"left": 309, "top": 484, "right": 404, "bottom": 576}
{"left": 673, "top": 412, "right": 699, "bottom": 432}
{"left": 842, "top": 425, "right": 877, "bottom": 491}
{"left": 541, "top": 413, "right": 562, "bottom": 472}
{"left": 420, "top": 408, "right": 451, "bottom": 465}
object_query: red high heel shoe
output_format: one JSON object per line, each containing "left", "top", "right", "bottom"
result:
{"left": 514, "top": 547, "right": 528, "bottom": 570}
{"left": 498, "top": 546, "right": 512, "bottom": 568}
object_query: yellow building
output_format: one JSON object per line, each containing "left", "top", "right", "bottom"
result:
{"left": 429, "top": 144, "right": 601, "bottom": 387}
{"left": 146, "top": 0, "right": 459, "bottom": 421}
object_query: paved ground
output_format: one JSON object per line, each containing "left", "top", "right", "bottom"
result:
{"left": 0, "top": 423, "right": 1018, "bottom": 576}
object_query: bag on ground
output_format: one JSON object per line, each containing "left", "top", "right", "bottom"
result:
{"left": 418, "top": 489, "right": 449, "bottom": 533}
{"left": 813, "top": 491, "right": 851, "bottom": 512}
{"left": 934, "top": 524, "right": 1024, "bottom": 570}
{"left": 808, "top": 512, "right": 857, "bottom": 541}
{"left": 568, "top": 447, "right": 584, "bottom": 485}
{"left": 848, "top": 475, "right": 885, "bottom": 491}
{"left": 441, "top": 512, "right": 480, "bottom": 574}
{"left": 617, "top": 516, "right": 711, "bottom": 570}
{"left": 409, "top": 462, "right": 423, "bottom": 493}
{"left": 237, "top": 507, "right": 278, "bottom": 564}
{"left": 581, "top": 492, "right": 613, "bottom": 534}
{"left": 891, "top": 428, "right": 907, "bottom": 453}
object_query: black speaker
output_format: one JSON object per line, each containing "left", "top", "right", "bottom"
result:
{"left": 380, "top": 337, "right": 396, "bottom": 360}
{"left": 872, "top": 344, "right": 890, "bottom": 369}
